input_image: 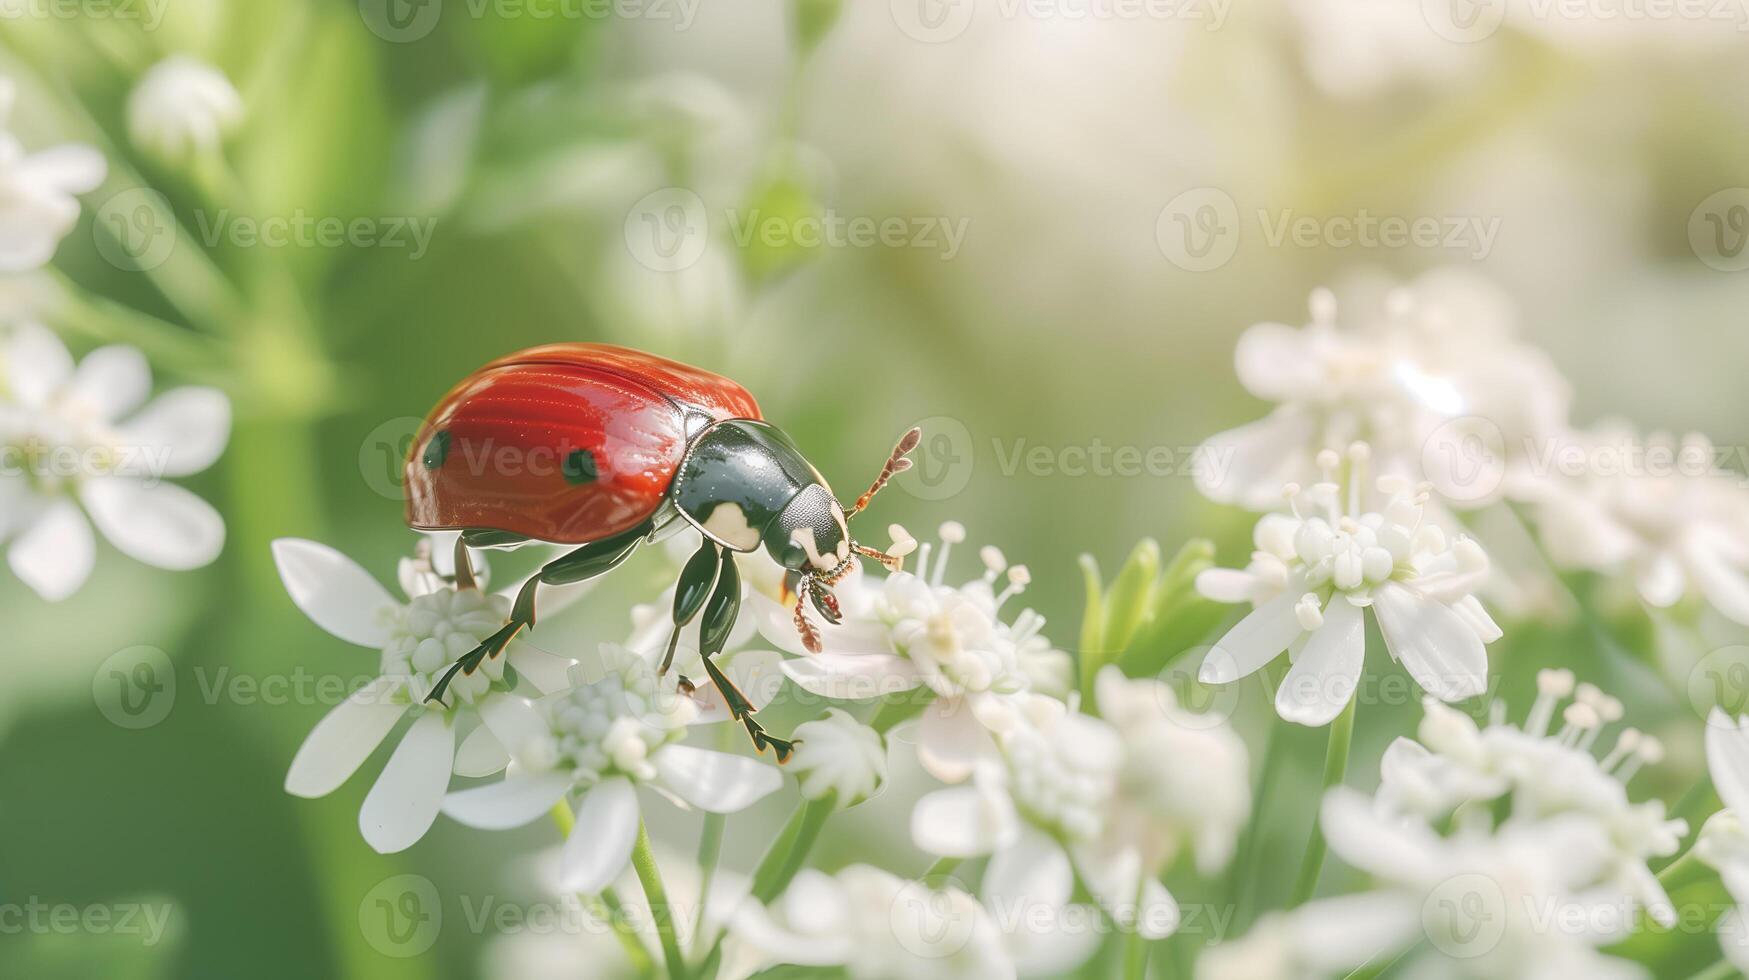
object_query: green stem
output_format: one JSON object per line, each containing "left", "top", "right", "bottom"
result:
{"left": 549, "top": 804, "right": 653, "bottom": 977}
{"left": 631, "top": 820, "right": 690, "bottom": 980}
{"left": 753, "top": 793, "right": 836, "bottom": 903}
{"left": 688, "top": 812, "right": 726, "bottom": 958}
{"left": 1121, "top": 921, "right": 1151, "bottom": 980}
{"left": 1683, "top": 959, "right": 1740, "bottom": 980}
{"left": 1657, "top": 847, "right": 1713, "bottom": 893}
{"left": 1228, "top": 671, "right": 1283, "bottom": 927}
{"left": 922, "top": 856, "right": 962, "bottom": 880}
{"left": 1289, "top": 695, "right": 1358, "bottom": 907}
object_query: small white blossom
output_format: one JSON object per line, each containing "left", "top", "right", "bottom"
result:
{"left": 0, "top": 325, "right": 229, "bottom": 599}
{"left": 727, "top": 864, "right": 1017, "bottom": 980}
{"left": 752, "top": 522, "right": 1066, "bottom": 783}
{"left": 1531, "top": 427, "right": 1749, "bottom": 626}
{"left": 1197, "top": 443, "right": 1501, "bottom": 725}
{"left": 789, "top": 708, "right": 887, "bottom": 806}
{"left": 1377, "top": 672, "right": 1684, "bottom": 926}
{"left": 127, "top": 56, "right": 245, "bottom": 163}
{"left": 275, "top": 536, "right": 577, "bottom": 854}
{"left": 441, "top": 645, "right": 782, "bottom": 893}
{"left": 1195, "top": 273, "right": 1569, "bottom": 511}
{"left": 1200, "top": 790, "right": 1650, "bottom": 980}
{"left": 0, "top": 79, "right": 107, "bottom": 270}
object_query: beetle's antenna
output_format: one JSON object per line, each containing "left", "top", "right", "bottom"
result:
{"left": 846, "top": 427, "right": 921, "bottom": 520}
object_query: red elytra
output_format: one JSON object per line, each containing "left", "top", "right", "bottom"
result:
{"left": 404, "top": 343, "right": 762, "bottom": 543}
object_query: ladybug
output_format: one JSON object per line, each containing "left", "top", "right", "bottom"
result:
{"left": 405, "top": 343, "right": 919, "bottom": 761}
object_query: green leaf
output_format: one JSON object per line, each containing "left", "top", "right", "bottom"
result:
{"left": 1076, "top": 553, "right": 1105, "bottom": 698}
{"left": 1101, "top": 537, "right": 1161, "bottom": 654}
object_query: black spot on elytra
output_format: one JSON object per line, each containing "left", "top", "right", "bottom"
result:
{"left": 563, "top": 448, "right": 598, "bottom": 485}
{"left": 422, "top": 430, "right": 451, "bottom": 469}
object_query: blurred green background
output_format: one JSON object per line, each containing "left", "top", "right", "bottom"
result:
{"left": 4, "top": 0, "right": 1749, "bottom": 977}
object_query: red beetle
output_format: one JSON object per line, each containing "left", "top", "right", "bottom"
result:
{"left": 405, "top": 343, "right": 918, "bottom": 760}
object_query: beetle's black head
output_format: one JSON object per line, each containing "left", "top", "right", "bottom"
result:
{"left": 763, "top": 483, "right": 850, "bottom": 574}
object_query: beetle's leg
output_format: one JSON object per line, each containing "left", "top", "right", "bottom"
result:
{"left": 700, "top": 654, "right": 795, "bottom": 764}
{"left": 453, "top": 536, "right": 478, "bottom": 591}
{"left": 660, "top": 540, "right": 721, "bottom": 676}
{"left": 694, "top": 552, "right": 797, "bottom": 762}
{"left": 845, "top": 427, "right": 922, "bottom": 520}
{"left": 425, "top": 522, "right": 651, "bottom": 705}
{"left": 793, "top": 574, "right": 824, "bottom": 653}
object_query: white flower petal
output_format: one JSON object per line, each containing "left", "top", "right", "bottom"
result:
{"left": 5, "top": 322, "right": 72, "bottom": 407}
{"left": 1200, "top": 582, "right": 1305, "bottom": 685}
{"left": 911, "top": 783, "right": 1018, "bottom": 858}
{"left": 1372, "top": 582, "right": 1487, "bottom": 702}
{"left": 982, "top": 828, "right": 1073, "bottom": 909}
{"left": 360, "top": 710, "right": 455, "bottom": 853}
{"left": 916, "top": 696, "right": 993, "bottom": 783}
{"left": 271, "top": 538, "right": 397, "bottom": 647}
{"left": 477, "top": 692, "right": 551, "bottom": 769}
{"left": 1288, "top": 892, "right": 1421, "bottom": 972}
{"left": 1635, "top": 553, "right": 1686, "bottom": 609}
{"left": 285, "top": 675, "right": 409, "bottom": 797}
{"left": 23, "top": 144, "right": 107, "bottom": 193}
{"left": 1195, "top": 567, "right": 1263, "bottom": 604}
{"left": 1234, "top": 322, "right": 1322, "bottom": 401}
{"left": 1194, "top": 411, "right": 1317, "bottom": 507}
{"left": 1318, "top": 787, "right": 1442, "bottom": 882}
{"left": 81, "top": 478, "right": 224, "bottom": 570}
{"left": 65, "top": 344, "right": 150, "bottom": 421}
{"left": 452, "top": 722, "right": 511, "bottom": 777}
{"left": 779, "top": 652, "right": 921, "bottom": 700}
{"left": 441, "top": 771, "right": 572, "bottom": 830}
{"left": 113, "top": 387, "right": 231, "bottom": 477}
{"left": 1275, "top": 596, "right": 1364, "bottom": 726}
{"left": 1689, "top": 544, "right": 1749, "bottom": 626}
{"left": 653, "top": 744, "right": 783, "bottom": 813}
{"left": 8, "top": 500, "right": 93, "bottom": 600}
{"left": 1706, "top": 709, "right": 1749, "bottom": 816}
{"left": 504, "top": 643, "right": 576, "bottom": 695}
{"left": 560, "top": 777, "right": 640, "bottom": 894}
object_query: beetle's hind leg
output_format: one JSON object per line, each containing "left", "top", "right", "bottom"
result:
{"left": 425, "top": 522, "right": 650, "bottom": 705}
{"left": 659, "top": 538, "right": 721, "bottom": 676}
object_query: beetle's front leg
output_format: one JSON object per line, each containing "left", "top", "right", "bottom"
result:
{"left": 696, "top": 551, "right": 797, "bottom": 762}
{"left": 660, "top": 539, "right": 720, "bottom": 676}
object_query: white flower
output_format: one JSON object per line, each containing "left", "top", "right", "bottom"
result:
{"left": 1197, "top": 443, "right": 1501, "bottom": 725}
{"left": 1200, "top": 789, "right": 1649, "bottom": 980}
{"left": 753, "top": 522, "right": 1060, "bottom": 784}
{"left": 274, "top": 536, "right": 577, "bottom": 853}
{"left": 440, "top": 645, "right": 783, "bottom": 893}
{"left": 1704, "top": 710, "right": 1749, "bottom": 890}
{"left": 1094, "top": 666, "right": 1250, "bottom": 877}
{"left": 127, "top": 57, "right": 245, "bottom": 163}
{"left": 789, "top": 708, "right": 886, "bottom": 806}
{"left": 0, "top": 325, "right": 229, "bottom": 600}
{"left": 1195, "top": 273, "right": 1569, "bottom": 510}
{"left": 726, "top": 864, "right": 1016, "bottom": 980}
{"left": 910, "top": 695, "right": 1176, "bottom": 946}
{"left": 0, "top": 79, "right": 106, "bottom": 271}
{"left": 1376, "top": 671, "right": 1684, "bottom": 926}
{"left": 1530, "top": 426, "right": 1749, "bottom": 626}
